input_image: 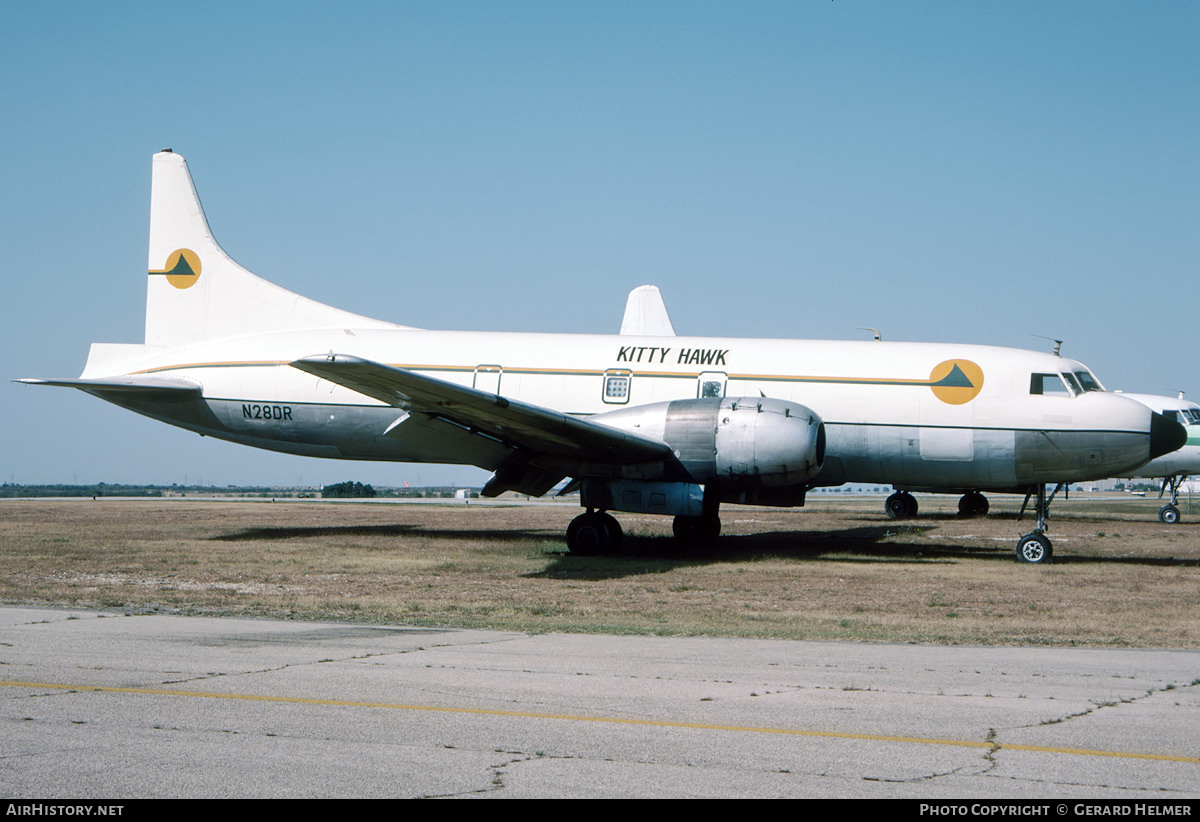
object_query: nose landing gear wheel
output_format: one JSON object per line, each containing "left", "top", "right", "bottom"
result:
{"left": 1159, "top": 504, "right": 1180, "bottom": 524}
{"left": 1016, "top": 532, "right": 1053, "bottom": 564}
{"left": 1014, "top": 483, "right": 1058, "bottom": 563}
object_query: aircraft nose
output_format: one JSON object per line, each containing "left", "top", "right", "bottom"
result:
{"left": 1149, "top": 411, "right": 1187, "bottom": 460}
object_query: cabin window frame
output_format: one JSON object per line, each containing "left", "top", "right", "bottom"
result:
{"left": 1030, "top": 372, "right": 1072, "bottom": 397}
{"left": 1073, "top": 370, "right": 1104, "bottom": 392}
{"left": 698, "top": 371, "right": 727, "bottom": 399}
{"left": 602, "top": 369, "right": 632, "bottom": 405}
{"left": 472, "top": 364, "right": 503, "bottom": 394}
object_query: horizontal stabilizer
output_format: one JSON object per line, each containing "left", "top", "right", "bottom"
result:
{"left": 290, "top": 354, "right": 673, "bottom": 465}
{"left": 15, "top": 375, "right": 202, "bottom": 396}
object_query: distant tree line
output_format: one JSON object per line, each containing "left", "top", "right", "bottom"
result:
{"left": 321, "top": 481, "right": 377, "bottom": 498}
{"left": 1, "top": 483, "right": 483, "bottom": 499}
{"left": 2, "top": 483, "right": 289, "bottom": 498}
{"left": 0, "top": 483, "right": 164, "bottom": 498}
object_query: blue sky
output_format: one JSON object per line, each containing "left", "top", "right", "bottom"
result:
{"left": 3, "top": 1, "right": 1197, "bottom": 487}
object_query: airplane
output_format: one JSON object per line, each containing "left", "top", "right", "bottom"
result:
{"left": 17, "top": 150, "right": 1186, "bottom": 564}
{"left": 1110, "top": 392, "right": 1200, "bottom": 523}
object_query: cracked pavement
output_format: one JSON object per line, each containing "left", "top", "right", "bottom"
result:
{"left": 1, "top": 606, "right": 1197, "bottom": 798}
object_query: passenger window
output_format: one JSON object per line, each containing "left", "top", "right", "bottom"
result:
{"left": 698, "top": 371, "right": 727, "bottom": 399}
{"left": 602, "top": 369, "right": 631, "bottom": 405}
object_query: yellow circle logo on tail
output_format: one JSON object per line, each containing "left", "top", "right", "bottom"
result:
{"left": 929, "top": 359, "right": 984, "bottom": 405}
{"left": 150, "top": 249, "right": 201, "bottom": 289}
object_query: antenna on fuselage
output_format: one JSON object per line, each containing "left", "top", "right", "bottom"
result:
{"left": 858, "top": 327, "right": 881, "bottom": 341}
{"left": 1031, "top": 334, "right": 1063, "bottom": 356}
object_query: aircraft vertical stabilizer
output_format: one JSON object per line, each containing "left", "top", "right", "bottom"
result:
{"left": 619, "top": 285, "right": 676, "bottom": 336}
{"left": 145, "top": 150, "right": 403, "bottom": 348}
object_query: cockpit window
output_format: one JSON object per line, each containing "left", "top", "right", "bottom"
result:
{"left": 1030, "top": 373, "right": 1072, "bottom": 396}
{"left": 1073, "top": 371, "right": 1103, "bottom": 392}
{"left": 1062, "top": 372, "right": 1083, "bottom": 396}
{"left": 1165, "top": 410, "right": 1180, "bottom": 423}
{"left": 1184, "top": 409, "right": 1200, "bottom": 425}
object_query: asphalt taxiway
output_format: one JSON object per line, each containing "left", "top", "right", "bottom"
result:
{"left": 1, "top": 606, "right": 1197, "bottom": 798}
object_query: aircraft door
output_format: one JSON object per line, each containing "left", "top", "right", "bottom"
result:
{"left": 473, "top": 364, "right": 503, "bottom": 394}
{"left": 918, "top": 427, "right": 974, "bottom": 462}
{"left": 914, "top": 391, "right": 982, "bottom": 485}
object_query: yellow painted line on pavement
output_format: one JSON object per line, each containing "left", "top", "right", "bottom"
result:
{"left": 4, "top": 680, "right": 1197, "bottom": 764}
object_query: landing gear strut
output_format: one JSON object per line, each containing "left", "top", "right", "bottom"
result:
{"left": 1015, "top": 483, "right": 1058, "bottom": 564}
{"left": 566, "top": 486, "right": 724, "bottom": 554}
{"left": 672, "top": 489, "right": 722, "bottom": 544}
{"left": 1158, "top": 476, "right": 1184, "bottom": 524}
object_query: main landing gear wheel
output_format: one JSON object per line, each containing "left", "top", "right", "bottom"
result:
{"left": 1016, "top": 532, "right": 1053, "bottom": 564}
{"left": 957, "top": 491, "right": 989, "bottom": 518}
{"left": 1159, "top": 505, "right": 1181, "bottom": 525}
{"left": 885, "top": 491, "right": 918, "bottom": 520}
{"left": 672, "top": 513, "right": 721, "bottom": 544}
{"left": 566, "top": 511, "right": 623, "bottom": 555}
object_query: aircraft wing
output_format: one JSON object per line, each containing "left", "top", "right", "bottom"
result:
{"left": 290, "top": 354, "right": 673, "bottom": 495}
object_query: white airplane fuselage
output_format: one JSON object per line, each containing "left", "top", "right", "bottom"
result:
{"left": 80, "top": 327, "right": 1166, "bottom": 492}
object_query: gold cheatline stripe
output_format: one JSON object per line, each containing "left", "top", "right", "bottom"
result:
{"left": 3, "top": 680, "right": 1196, "bottom": 764}
{"left": 133, "top": 362, "right": 603, "bottom": 378}
{"left": 133, "top": 361, "right": 946, "bottom": 386}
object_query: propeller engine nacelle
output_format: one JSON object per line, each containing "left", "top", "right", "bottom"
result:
{"left": 594, "top": 396, "right": 824, "bottom": 488}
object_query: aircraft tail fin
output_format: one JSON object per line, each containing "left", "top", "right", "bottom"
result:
{"left": 145, "top": 150, "right": 403, "bottom": 347}
{"left": 619, "top": 285, "right": 676, "bottom": 336}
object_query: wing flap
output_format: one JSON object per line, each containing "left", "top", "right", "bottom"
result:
{"left": 290, "top": 354, "right": 673, "bottom": 466}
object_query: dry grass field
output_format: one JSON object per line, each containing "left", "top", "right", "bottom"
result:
{"left": 1, "top": 494, "right": 1197, "bottom": 647}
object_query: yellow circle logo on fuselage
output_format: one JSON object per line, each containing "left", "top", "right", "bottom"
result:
{"left": 151, "top": 249, "right": 201, "bottom": 289}
{"left": 929, "top": 359, "right": 984, "bottom": 405}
